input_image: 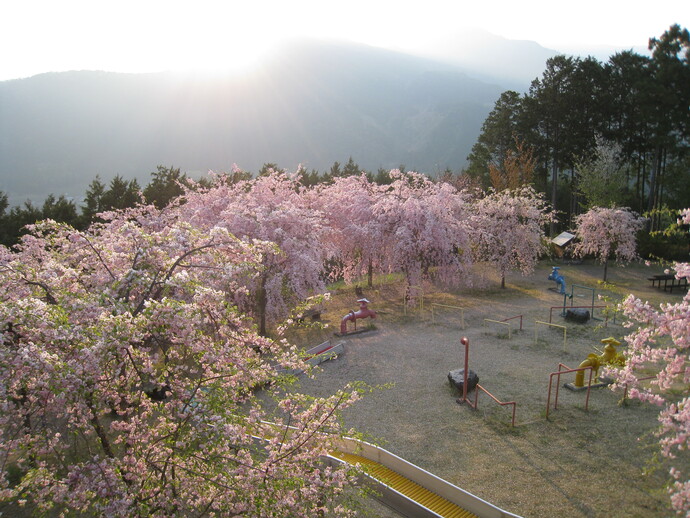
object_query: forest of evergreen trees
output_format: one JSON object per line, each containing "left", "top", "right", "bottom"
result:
{"left": 467, "top": 24, "right": 690, "bottom": 230}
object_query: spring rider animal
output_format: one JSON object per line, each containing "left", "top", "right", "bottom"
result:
{"left": 574, "top": 337, "right": 625, "bottom": 387}
{"left": 548, "top": 266, "right": 567, "bottom": 294}
{"left": 340, "top": 298, "right": 377, "bottom": 334}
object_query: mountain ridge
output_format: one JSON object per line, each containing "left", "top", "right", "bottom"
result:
{"left": 1, "top": 36, "right": 553, "bottom": 206}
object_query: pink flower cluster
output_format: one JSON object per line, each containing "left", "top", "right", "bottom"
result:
{"left": 606, "top": 208, "right": 690, "bottom": 515}
{"left": 0, "top": 207, "right": 361, "bottom": 516}
{"left": 470, "top": 186, "right": 553, "bottom": 287}
{"left": 0, "top": 168, "right": 586, "bottom": 515}
{"left": 573, "top": 206, "right": 644, "bottom": 281}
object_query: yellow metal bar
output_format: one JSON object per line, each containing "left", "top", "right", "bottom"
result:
{"left": 535, "top": 320, "right": 567, "bottom": 348}
{"left": 483, "top": 318, "right": 512, "bottom": 339}
{"left": 431, "top": 303, "right": 466, "bottom": 329}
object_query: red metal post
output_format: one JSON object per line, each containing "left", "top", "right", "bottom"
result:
{"left": 457, "top": 336, "right": 517, "bottom": 426}
{"left": 546, "top": 363, "right": 594, "bottom": 419}
{"left": 501, "top": 315, "right": 523, "bottom": 331}
{"left": 461, "top": 336, "right": 469, "bottom": 404}
{"left": 471, "top": 385, "right": 517, "bottom": 426}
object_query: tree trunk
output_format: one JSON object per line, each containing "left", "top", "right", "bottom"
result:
{"left": 635, "top": 156, "right": 644, "bottom": 214}
{"left": 569, "top": 168, "right": 578, "bottom": 227}
{"left": 257, "top": 276, "right": 267, "bottom": 337}
{"left": 367, "top": 258, "right": 373, "bottom": 288}
{"left": 603, "top": 258, "right": 609, "bottom": 282}
{"left": 550, "top": 159, "right": 558, "bottom": 236}
{"left": 87, "top": 396, "right": 115, "bottom": 459}
{"left": 501, "top": 273, "right": 506, "bottom": 289}
{"left": 647, "top": 146, "right": 662, "bottom": 215}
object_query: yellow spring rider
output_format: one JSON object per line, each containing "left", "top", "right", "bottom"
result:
{"left": 574, "top": 337, "right": 625, "bottom": 387}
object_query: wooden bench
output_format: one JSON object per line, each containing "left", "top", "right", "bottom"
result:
{"left": 648, "top": 274, "right": 689, "bottom": 292}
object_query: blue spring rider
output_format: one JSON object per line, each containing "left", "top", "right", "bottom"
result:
{"left": 548, "top": 266, "right": 567, "bottom": 294}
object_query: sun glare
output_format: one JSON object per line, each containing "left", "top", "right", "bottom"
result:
{"left": 162, "top": 39, "right": 274, "bottom": 76}
{"left": 0, "top": 0, "right": 687, "bottom": 81}
{"left": 133, "top": 6, "right": 282, "bottom": 77}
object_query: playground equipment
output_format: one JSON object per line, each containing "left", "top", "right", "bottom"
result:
{"left": 258, "top": 420, "right": 522, "bottom": 517}
{"left": 535, "top": 320, "right": 568, "bottom": 348}
{"left": 329, "top": 437, "right": 522, "bottom": 517}
{"left": 340, "top": 298, "right": 377, "bottom": 334}
{"left": 483, "top": 318, "right": 512, "bottom": 338}
{"left": 547, "top": 337, "right": 626, "bottom": 416}
{"left": 305, "top": 340, "right": 345, "bottom": 366}
{"left": 548, "top": 283, "right": 614, "bottom": 325}
{"left": 456, "top": 337, "right": 517, "bottom": 427}
{"left": 548, "top": 266, "right": 566, "bottom": 294}
{"left": 548, "top": 305, "right": 613, "bottom": 327}
{"left": 562, "top": 284, "right": 599, "bottom": 319}
{"left": 546, "top": 363, "right": 594, "bottom": 418}
{"left": 573, "top": 337, "right": 624, "bottom": 387}
{"left": 430, "top": 303, "right": 466, "bottom": 328}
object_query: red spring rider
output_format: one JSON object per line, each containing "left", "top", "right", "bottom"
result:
{"left": 340, "top": 298, "right": 377, "bottom": 334}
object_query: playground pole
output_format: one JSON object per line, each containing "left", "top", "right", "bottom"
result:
{"left": 460, "top": 337, "right": 469, "bottom": 404}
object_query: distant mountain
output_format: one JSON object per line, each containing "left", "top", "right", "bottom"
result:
{"left": 0, "top": 39, "right": 515, "bottom": 206}
{"left": 405, "top": 28, "right": 650, "bottom": 89}
{"left": 402, "top": 28, "right": 560, "bottom": 88}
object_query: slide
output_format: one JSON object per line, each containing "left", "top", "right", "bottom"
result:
{"left": 329, "top": 437, "right": 522, "bottom": 518}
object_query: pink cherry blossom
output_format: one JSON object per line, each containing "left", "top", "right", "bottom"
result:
{"left": 178, "top": 169, "right": 331, "bottom": 335}
{"left": 307, "top": 174, "right": 387, "bottom": 287}
{"left": 573, "top": 206, "right": 644, "bottom": 281}
{"left": 605, "top": 208, "right": 690, "bottom": 514}
{"left": 0, "top": 207, "right": 361, "bottom": 516}
{"left": 374, "top": 170, "right": 474, "bottom": 298}
{"left": 470, "top": 186, "right": 553, "bottom": 288}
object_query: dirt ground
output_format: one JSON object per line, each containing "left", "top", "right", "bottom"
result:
{"left": 284, "top": 260, "right": 688, "bottom": 518}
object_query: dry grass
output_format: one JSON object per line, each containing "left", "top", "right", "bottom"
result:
{"left": 284, "top": 260, "right": 688, "bottom": 518}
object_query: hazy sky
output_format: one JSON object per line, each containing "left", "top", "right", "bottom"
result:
{"left": 1, "top": 0, "right": 688, "bottom": 81}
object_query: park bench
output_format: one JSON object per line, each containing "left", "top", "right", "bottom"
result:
{"left": 648, "top": 273, "right": 689, "bottom": 292}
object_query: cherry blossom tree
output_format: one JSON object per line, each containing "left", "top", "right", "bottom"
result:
{"left": 180, "top": 168, "right": 330, "bottom": 336}
{"left": 308, "top": 174, "right": 387, "bottom": 288}
{"left": 573, "top": 206, "right": 644, "bottom": 281}
{"left": 608, "top": 208, "right": 690, "bottom": 515}
{"left": 0, "top": 206, "right": 361, "bottom": 517}
{"left": 470, "top": 187, "right": 553, "bottom": 288}
{"left": 372, "top": 170, "right": 473, "bottom": 300}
